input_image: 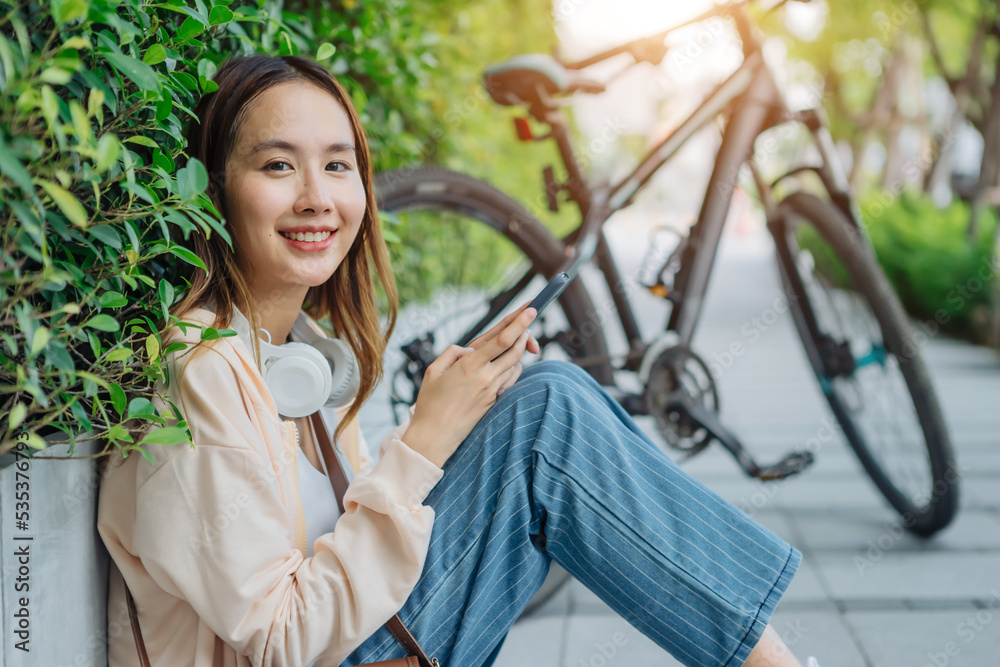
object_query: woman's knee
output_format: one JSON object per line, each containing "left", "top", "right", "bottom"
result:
{"left": 510, "top": 359, "right": 597, "bottom": 401}
{"left": 519, "top": 359, "right": 600, "bottom": 391}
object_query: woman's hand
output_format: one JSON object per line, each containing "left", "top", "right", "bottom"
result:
{"left": 401, "top": 301, "right": 539, "bottom": 468}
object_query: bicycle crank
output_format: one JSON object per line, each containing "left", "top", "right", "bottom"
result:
{"left": 676, "top": 402, "right": 816, "bottom": 481}
{"left": 638, "top": 341, "right": 815, "bottom": 480}
{"left": 642, "top": 344, "right": 719, "bottom": 459}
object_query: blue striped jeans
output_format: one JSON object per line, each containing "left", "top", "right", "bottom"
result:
{"left": 341, "top": 359, "right": 801, "bottom": 667}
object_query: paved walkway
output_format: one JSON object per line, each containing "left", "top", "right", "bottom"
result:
{"left": 360, "top": 222, "right": 1000, "bottom": 666}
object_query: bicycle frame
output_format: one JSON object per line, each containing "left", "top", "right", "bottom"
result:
{"left": 537, "top": 4, "right": 856, "bottom": 379}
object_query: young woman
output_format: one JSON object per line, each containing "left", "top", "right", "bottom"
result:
{"left": 98, "top": 54, "right": 814, "bottom": 667}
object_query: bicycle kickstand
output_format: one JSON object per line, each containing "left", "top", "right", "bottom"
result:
{"left": 671, "top": 401, "right": 815, "bottom": 481}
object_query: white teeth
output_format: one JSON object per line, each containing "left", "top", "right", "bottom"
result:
{"left": 281, "top": 231, "right": 332, "bottom": 243}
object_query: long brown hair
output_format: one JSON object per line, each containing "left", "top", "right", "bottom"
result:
{"left": 175, "top": 54, "right": 398, "bottom": 446}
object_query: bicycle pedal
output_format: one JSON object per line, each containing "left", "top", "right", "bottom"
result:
{"left": 755, "top": 450, "right": 815, "bottom": 481}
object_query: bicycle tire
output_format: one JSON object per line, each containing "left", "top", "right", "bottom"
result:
{"left": 774, "top": 191, "right": 958, "bottom": 536}
{"left": 374, "top": 166, "right": 611, "bottom": 615}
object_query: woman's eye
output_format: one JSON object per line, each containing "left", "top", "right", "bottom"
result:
{"left": 265, "top": 161, "right": 290, "bottom": 171}
{"left": 328, "top": 161, "right": 349, "bottom": 172}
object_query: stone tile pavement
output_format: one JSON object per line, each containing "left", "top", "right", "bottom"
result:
{"left": 360, "top": 224, "right": 1000, "bottom": 666}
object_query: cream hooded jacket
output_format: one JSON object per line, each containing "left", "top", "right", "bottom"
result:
{"left": 97, "top": 306, "right": 444, "bottom": 666}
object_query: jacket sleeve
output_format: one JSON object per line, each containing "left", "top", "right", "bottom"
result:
{"left": 358, "top": 404, "right": 418, "bottom": 475}
{"left": 131, "top": 346, "right": 444, "bottom": 666}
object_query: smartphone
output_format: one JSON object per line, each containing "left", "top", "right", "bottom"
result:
{"left": 526, "top": 272, "right": 570, "bottom": 318}
{"left": 484, "top": 272, "right": 571, "bottom": 361}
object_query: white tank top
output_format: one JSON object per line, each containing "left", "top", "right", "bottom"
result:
{"left": 296, "top": 409, "right": 355, "bottom": 557}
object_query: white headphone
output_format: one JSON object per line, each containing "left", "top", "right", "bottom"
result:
{"left": 231, "top": 308, "right": 360, "bottom": 418}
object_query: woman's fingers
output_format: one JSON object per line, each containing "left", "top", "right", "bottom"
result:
{"left": 483, "top": 308, "right": 535, "bottom": 363}
{"left": 496, "top": 362, "right": 522, "bottom": 397}
{"left": 429, "top": 344, "right": 475, "bottom": 374}
{"left": 467, "top": 300, "right": 533, "bottom": 349}
{"left": 488, "top": 328, "right": 531, "bottom": 378}
{"left": 525, "top": 333, "right": 539, "bottom": 355}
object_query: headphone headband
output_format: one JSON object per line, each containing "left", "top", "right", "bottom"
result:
{"left": 229, "top": 307, "right": 360, "bottom": 417}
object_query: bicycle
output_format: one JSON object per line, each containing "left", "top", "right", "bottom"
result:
{"left": 373, "top": 0, "right": 960, "bottom": 610}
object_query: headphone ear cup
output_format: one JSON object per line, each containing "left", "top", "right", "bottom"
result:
{"left": 311, "top": 338, "right": 360, "bottom": 408}
{"left": 261, "top": 342, "right": 333, "bottom": 418}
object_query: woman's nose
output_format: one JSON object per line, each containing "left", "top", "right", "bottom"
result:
{"left": 295, "top": 172, "right": 334, "bottom": 214}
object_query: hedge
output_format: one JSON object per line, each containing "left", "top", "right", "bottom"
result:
{"left": 0, "top": 0, "right": 436, "bottom": 463}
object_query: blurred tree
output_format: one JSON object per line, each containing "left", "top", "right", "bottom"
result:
{"left": 775, "top": 0, "right": 1000, "bottom": 346}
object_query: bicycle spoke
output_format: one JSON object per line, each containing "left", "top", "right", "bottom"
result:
{"left": 791, "top": 228, "right": 935, "bottom": 510}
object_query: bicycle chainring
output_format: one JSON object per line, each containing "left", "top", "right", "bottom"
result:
{"left": 642, "top": 345, "right": 719, "bottom": 458}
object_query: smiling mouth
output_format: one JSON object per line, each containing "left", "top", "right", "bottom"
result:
{"left": 279, "top": 230, "right": 334, "bottom": 243}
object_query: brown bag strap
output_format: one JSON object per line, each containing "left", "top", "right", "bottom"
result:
{"left": 125, "top": 585, "right": 151, "bottom": 667}
{"left": 310, "top": 411, "right": 439, "bottom": 667}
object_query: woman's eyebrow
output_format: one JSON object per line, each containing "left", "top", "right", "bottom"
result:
{"left": 250, "top": 139, "right": 355, "bottom": 154}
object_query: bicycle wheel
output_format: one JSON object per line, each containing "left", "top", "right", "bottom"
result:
{"left": 773, "top": 191, "right": 958, "bottom": 535}
{"left": 374, "top": 166, "right": 611, "bottom": 615}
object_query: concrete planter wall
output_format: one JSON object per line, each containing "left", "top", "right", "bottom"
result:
{"left": 0, "top": 438, "right": 110, "bottom": 667}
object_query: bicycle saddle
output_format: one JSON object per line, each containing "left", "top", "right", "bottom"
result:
{"left": 483, "top": 54, "right": 605, "bottom": 107}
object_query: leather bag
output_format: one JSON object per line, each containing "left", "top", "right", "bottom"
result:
{"left": 121, "top": 410, "right": 439, "bottom": 666}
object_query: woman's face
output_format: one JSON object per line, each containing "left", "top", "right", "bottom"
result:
{"left": 223, "top": 80, "right": 366, "bottom": 305}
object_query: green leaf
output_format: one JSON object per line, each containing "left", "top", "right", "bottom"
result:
{"left": 105, "top": 348, "right": 132, "bottom": 362}
{"left": 99, "top": 291, "right": 128, "bottom": 308}
{"left": 197, "top": 58, "right": 217, "bottom": 81}
{"left": 142, "top": 44, "right": 166, "bottom": 66}
{"left": 170, "top": 70, "right": 199, "bottom": 92}
{"left": 177, "top": 158, "right": 208, "bottom": 201}
{"left": 158, "top": 279, "right": 176, "bottom": 309}
{"left": 108, "top": 423, "right": 133, "bottom": 443}
{"left": 127, "top": 397, "right": 157, "bottom": 419}
{"left": 83, "top": 314, "right": 119, "bottom": 332}
{"left": 77, "top": 370, "right": 110, "bottom": 390}
{"left": 6, "top": 403, "right": 27, "bottom": 433}
{"left": 167, "top": 4, "right": 210, "bottom": 26}
{"left": 52, "top": 0, "right": 89, "bottom": 26}
{"left": 163, "top": 342, "right": 189, "bottom": 356}
{"left": 103, "top": 52, "right": 159, "bottom": 92}
{"left": 209, "top": 6, "right": 234, "bottom": 25}
{"left": 155, "top": 89, "right": 173, "bottom": 121}
{"left": 24, "top": 433, "right": 47, "bottom": 450}
{"left": 145, "top": 334, "right": 160, "bottom": 362}
{"left": 39, "top": 67, "right": 74, "bottom": 85}
{"left": 88, "top": 224, "right": 121, "bottom": 249}
{"left": 124, "top": 135, "right": 158, "bottom": 148}
{"left": 139, "top": 426, "right": 191, "bottom": 446}
{"left": 31, "top": 327, "right": 50, "bottom": 356}
{"left": 40, "top": 85, "right": 60, "bottom": 130}
{"left": 96, "top": 133, "right": 120, "bottom": 172}
{"left": 169, "top": 245, "right": 207, "bottom": 271}
{"left": 38, "top": 180, "right": 89, "bottom": 227}
{"left": 108, "top": 382, "right": 127, "bottom": 416}
{"left": 62, "top": 36, "right": 92, "bottom": 50}
{"left": 152, "top": 147, "right": 175, "bottom": 173}
{"left": 177, "top": 16, "right": 205, "bottom": 41}
{"left": 87, "top": 88, "right": 104, "bottom": 117}
{"left": 316, "top": 43, "right": 337, "bottom": 61}
{"left": 0, "top": 148, "right": 32, "bottom": 192}
{"left": 70, "top": 101, "right": 92, "bottom": 143}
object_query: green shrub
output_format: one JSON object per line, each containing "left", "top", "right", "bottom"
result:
{"left": 0, "top": 0, "right": 435, "bottom": 462}
{"left": 798, "top": 190, "right": 996, "bottom": 340}
{"left": 863, "top": 191, "right": 997, "bottom": 338}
